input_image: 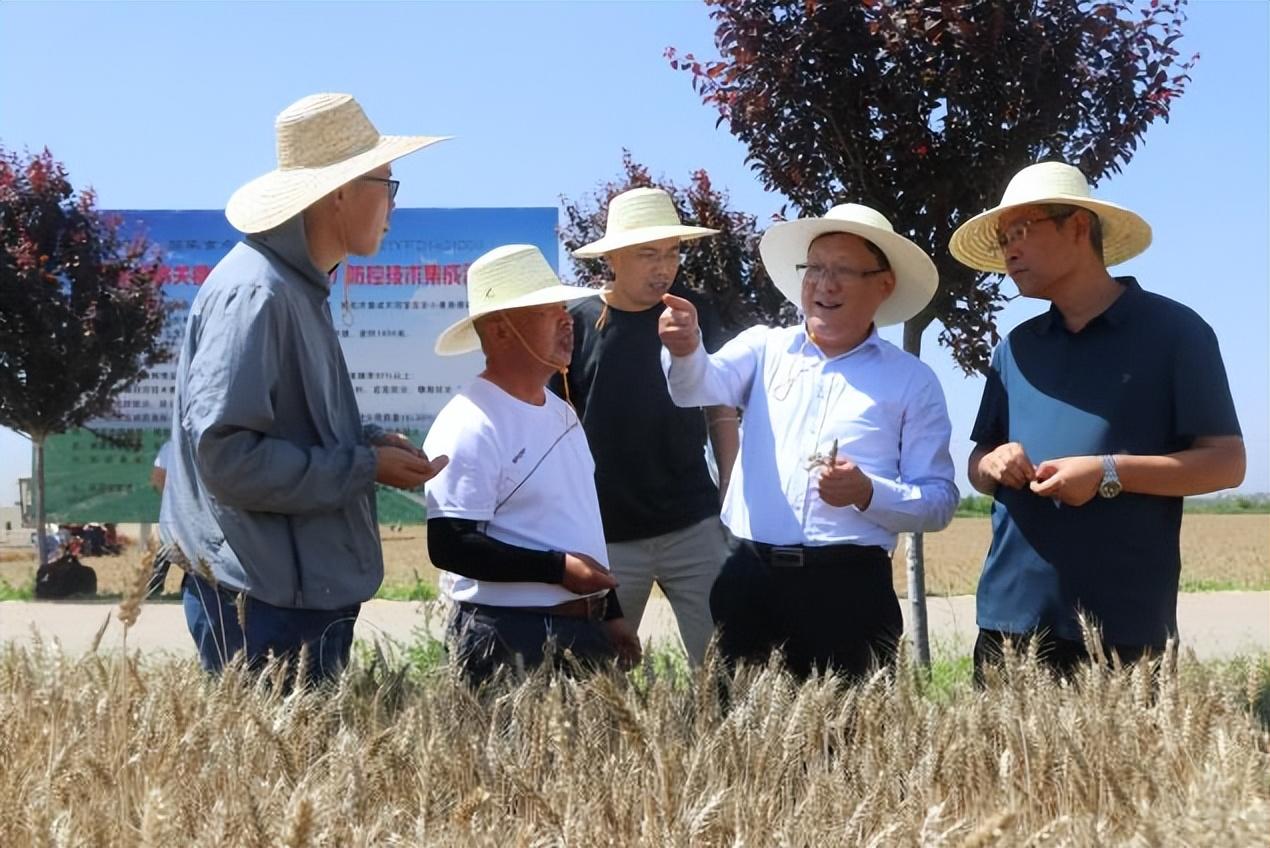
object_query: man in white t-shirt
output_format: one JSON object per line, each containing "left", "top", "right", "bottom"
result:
{"left": 424, "top": 244, "right": 642, "bottom": 684}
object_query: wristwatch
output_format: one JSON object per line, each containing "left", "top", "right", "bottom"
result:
{"left": 1098, "top": 454, "right": 1122, "bottom": 499}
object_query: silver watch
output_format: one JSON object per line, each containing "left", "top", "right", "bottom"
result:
{"left": 1098, "top": 454, "right": 1122, "bottom": 499}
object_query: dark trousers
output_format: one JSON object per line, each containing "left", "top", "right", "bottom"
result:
{"left": 448, "top": 601, "right": 616, "bottom": 686}
{"left": 182, "top": 573, "right": 360, "bottom": 685}
{"left": 973, "top": 628, "right": 1164, "bottom": 686}
{"left": 710, "top": 540, "right": 902, "bottom": 681}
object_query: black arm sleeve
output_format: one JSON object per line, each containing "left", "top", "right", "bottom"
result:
{"left": 427, "top": 517, "right": 566, "bottom": 584}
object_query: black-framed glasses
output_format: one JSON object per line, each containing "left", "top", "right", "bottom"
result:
{"left": 795, "top": 263, "right": 889, "bottom": 286}
{"left": 995, "top": 211, "right": 1073, "bottom": 251}
{"left": 359, "top": 176, "right": 400, "bottom": 201}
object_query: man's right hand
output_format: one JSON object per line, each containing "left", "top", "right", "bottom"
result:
{"left": 658, "top": 293, "right": 701, "bottom": 358}
{"left": 374, "top": 445, "right": 449, "bottom": 490}
{"left": 561, "top": 552, "right": 618, "bottom": 594}
{"left": 977, "top": 442, "right": 1036, "bottom": 490}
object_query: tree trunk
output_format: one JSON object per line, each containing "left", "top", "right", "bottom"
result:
{"left": 33, "top": 436, "right": 48, "bottom": 569}
{"left": 901, "top": 318, "right": 931, "bottom": 668}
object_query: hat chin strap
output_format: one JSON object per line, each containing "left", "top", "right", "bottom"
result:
{"left": 336, "top": 204, "right": 354, "bottom": 327}
{"left": 498, "top": 313, "right": 574, "bottom": 408}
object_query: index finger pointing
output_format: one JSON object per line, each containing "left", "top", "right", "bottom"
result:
{"left": 661, "top": 293, "right": 694, "bottom": 312}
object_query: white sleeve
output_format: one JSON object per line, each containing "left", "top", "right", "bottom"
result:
{"left": 857, "top": 366, "right": 959, "bottom": 533}
{"left": 661, "top": 324, "right": 768, "bottom": 409}
{"left": 423, "top": 405, "right": 501, "bottom": 521}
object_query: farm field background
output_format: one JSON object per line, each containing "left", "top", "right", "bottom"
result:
{"left": 6, "top": 513, "right": 1265, "bottom": 599}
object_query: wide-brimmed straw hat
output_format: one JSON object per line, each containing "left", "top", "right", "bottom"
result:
{"left": 572, "top": 187, "right": 718, "bottom": 258}
{"left": 225, "top": 93, "right": 449, "bottom": 234}
{"left": 759, "top": 203, "right": 938, "bottom": 327}
{"left": 435, "top": 245, "right": 593, "bottom": 356}
{"left": 949, "top": 161, "right": 1152, "bottom": 273}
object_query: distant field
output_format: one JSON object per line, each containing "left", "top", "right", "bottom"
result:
{"left": 4, "top": 514, "right": 1266, "bottom": 598}
{"left": 889, "top": 513, "right": 1270, "bottom": 596}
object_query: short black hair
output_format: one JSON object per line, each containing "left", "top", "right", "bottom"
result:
{"left": 1044, "top": 203, "right": 1104, "bottom": 261}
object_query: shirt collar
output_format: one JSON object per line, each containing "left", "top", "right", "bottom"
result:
{"left": 797, "top": 324, "right": 882, "bottom": 360}
{"left": 1034, "top": 276, "right": 1142, "bottom": 334}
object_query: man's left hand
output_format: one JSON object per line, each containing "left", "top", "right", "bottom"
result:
{"left": 1030, "top": 456, "right": 1103, "bottom": 506}
{"left": 818, "top": 458, "right": 874, "bottom": 510}
{"left": 605, "top": 617, "right": 642, "bottom": 669}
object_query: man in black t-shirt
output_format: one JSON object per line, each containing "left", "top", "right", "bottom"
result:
{"left": 551, "top": 187, "right": 738, "bottom": 665}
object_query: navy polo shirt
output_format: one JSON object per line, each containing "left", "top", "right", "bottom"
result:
{"left": 971, "top": 277, "right": 1241, "bottom": 645}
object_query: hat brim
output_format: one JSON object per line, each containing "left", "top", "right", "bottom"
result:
{"left": 949, "top": 196, "right": 1152, "bottom": 273}
{"left": 434, "top": 284, "right": 597, "bottom": 356}
{"left": 572, "top": 225, "right": 719, "bottom": 258}
{"left": 758, "top": 219, "right": 938, "bottom": 327}
{"left": 225, "top": 134, "right": 451, "bottom": 234}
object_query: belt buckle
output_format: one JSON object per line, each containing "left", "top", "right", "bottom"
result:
{"left": 769, "top": 546, "right": 804, "bottom": 568}
{"left": 585, "top": 594, "right": 606, "bottom": 622}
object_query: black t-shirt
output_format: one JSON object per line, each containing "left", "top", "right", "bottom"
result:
{"left": 549, "top": 282, "right": 727, "bottom": 543}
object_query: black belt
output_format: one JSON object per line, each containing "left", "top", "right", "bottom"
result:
{"left": 460, "top": 596, "right": 607, "bottom": 622}
{"left": 746, "top": 540, "right": 887, "bottom": 568}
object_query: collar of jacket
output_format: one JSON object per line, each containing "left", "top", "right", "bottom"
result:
{"left": 246, "top": 212, "right": 335, "bottom": 297}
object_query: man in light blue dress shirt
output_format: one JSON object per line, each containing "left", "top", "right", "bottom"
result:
{"left": 659, "top": 204, "right": 958, "bottom": 680}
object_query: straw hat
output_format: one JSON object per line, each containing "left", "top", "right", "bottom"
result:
{"left": 225, "top": 93, "right": 449, "bottom": 234}
{"left": 572, "top": 187, "right": 718, "bottom": 258}
{"left": 435, "top": 245, "right": 593, "bottom": 356}
{"left": 759, "top": 203, "right": 938, "bottom": 327}
{"left": 949, "top": 162, "right": 1152, "bottom": 273}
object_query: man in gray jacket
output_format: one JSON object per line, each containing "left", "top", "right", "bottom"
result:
{"left": 163, "top": 93, "right": 449, "bottom": 681}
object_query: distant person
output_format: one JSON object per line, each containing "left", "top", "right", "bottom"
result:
{"left": 163, "top": 93, "right": 449, "bottom": 683}
{"left": 950, "top": 162, "right": 1245, "bottom": 681}
{"left": 145, "top": 439, "right": 176, "bottom": 597}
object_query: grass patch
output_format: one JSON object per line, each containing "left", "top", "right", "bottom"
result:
{"left": 955, "top": 495, "right": 994, "bottom": 517}
{"left": 1185, "top": 494, "right": 1270, "bottom": 514}
{"left": 1180, "top": 576, "right": 1270, "bottom": 593}
{"left": 0, "top": 578, "right": 34, "bottom": 601}
{"left": 374, "top": 571, "right": 437, "bottom": 602}
{"left": 919, "top": 653, "right": 975, "bottom": 702}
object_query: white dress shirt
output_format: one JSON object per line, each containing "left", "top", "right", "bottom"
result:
{"left": 663, "top": 324, "right": 958, "bottom": 551}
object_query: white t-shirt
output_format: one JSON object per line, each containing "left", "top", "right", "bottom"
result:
{"left": 423, "top": 377, "right": 609, "bottom": 608}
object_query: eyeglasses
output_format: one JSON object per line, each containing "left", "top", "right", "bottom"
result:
{"left": 795, "top": 263, "right": 889, "bottom": 286}
{"left": 359, "top": 176, "right": 400, "bottom": 201}
{"left": 995, "top": 212, "right": 1073, "bottom": 251}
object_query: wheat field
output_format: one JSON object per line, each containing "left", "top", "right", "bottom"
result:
{"left": 2, "top": 525, "right": 1268, "bottom": 845}
{"left": 0, "top": 634, "right": 1266, "bottom": 846}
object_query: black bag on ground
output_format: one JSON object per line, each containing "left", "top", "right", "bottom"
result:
{"left": 34, "top": 552, "right": 98, "bottom": 599}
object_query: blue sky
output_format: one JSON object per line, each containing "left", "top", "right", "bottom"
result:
{"left": 1, "top": 0, "right": 1266, "bottom": 505}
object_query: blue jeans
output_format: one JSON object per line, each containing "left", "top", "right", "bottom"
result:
{"left": 448, "top": 602, "right": 615, "bottom": 686}
{"left": 182, "top": 573, "right": 360, "bottom": 684}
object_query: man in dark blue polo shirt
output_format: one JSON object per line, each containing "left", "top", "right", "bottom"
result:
{"left": 949, "top": 162, "right": 1245, "bottom": 680}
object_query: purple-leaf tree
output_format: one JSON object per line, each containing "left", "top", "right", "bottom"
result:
{"left": 0, "top": 147, "right": 168, "bottom": 566}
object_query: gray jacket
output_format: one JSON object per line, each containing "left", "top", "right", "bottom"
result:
{"left": 161, "top": 213, "right": 382, "bottom": 609}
